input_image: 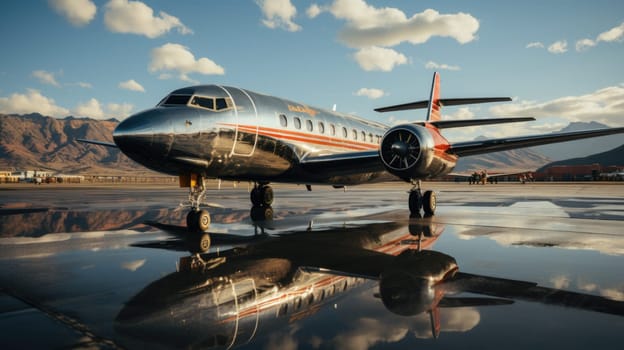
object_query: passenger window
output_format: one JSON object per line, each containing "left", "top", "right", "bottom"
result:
{"left": 306, "top": 120, "right": 313, "bottom": 131}
{"left": 318, "top": 122, "right": 325, "bottom": 134}
{"left": 369, "top": 133, "right": 373, "bottom": 143}
{"left": 352, "top": 129, "right": 357, "bottom": 140}
{"left": 342, "top": 127, "right": 347, "bottom": 138}
{"left": 279, "top": 114, "right": 287, "bottom": 127}
{"left": 330, "top": 124, "right": 336, "bottom": 136}
{"left": 191, "top": 96, "right": 214, "bottom": 109}
{"left": 294, "top": 117, "right": 301, "bottom": 129}
{"left": 361, "top": 131, "right": 366, "bottom": 141}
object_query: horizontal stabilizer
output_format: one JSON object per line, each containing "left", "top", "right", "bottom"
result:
{"left": 417, "top": 117, "right": 535, "bottom": 129}
{"left": 375, "top": 97, "right": 512, "bottom": 113}
{"left": 77, "top": 138, "right": 118, "bottom": 148}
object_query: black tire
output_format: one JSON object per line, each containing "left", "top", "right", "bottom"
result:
{"left": 408, "top": 191, "right": 422, "bottom": 214}
{"left": 186, "top": 210, "right": 198, "bottom": 231}
{"left": 250, "top": 205, "right": 274, "bottom": 221}
{"left": 197, "top": 209, "right": 211, "bottom": 232}
{"left": 423, "top": 190, "right": 436, "bottom": 216}
{"left": 188, "top": 233, "right": 211, "bottom": 253}
{"left": 261, "top": 186, "right": 274, "bottom": 206}
{"left": 250, "top": 187, "right": 262, "bottom": 206}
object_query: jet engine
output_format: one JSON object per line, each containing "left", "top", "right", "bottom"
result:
{"left": 379, "top": 124, "right": 437, "bottom": 181}
{"left": 379, "top": 249, "right": 458, "bottom": 316}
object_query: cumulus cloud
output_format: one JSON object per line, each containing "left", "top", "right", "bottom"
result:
{"left": 354, "top": 88, "right": 385, "bottom": 99}
{"left": 73, "top": 98, "right": 134, "bottom": 119}
{"left": 104, "top": 0, "right": 192, "bottom": 38}
{"left": 118, "top": 79, "right": 145, "bottom": 92}
{"left": 353, "top": 46, "right": 407, "bottom": 72}
{"left": 597, "top": 22, "right": 624, "bottom": 42}
{"left": 73, "top": 82, "right": 93, "bottom": 88}
{"left": 0, "top": 89, "right": 69, "bottom": 117}
{"left": 490, "top": 84, "right": 624, "bottom": 126}
{"left": 74, "top": 98, "right": 104, "bottom": 118}
{"left": 547, "top": 40, "right": 568, "bottom": 54}
{"left": 149, "top": 43, "right": 225, "bottom": 82}
{"left": 257, "top": 0, "right": 301, "bottom": 32}
{"left": 312, "top": 0, "right": 479, "bottom": 48}
{"left": 306, "top": 4, "right": 323, "bottom": 19}
{"left": 575, "top": 38, "right": 597, "bottom": 52}
{"left": 49, "top": 0, "right": 97, "bottom": 27}
{"left": 526, "top": 41, "right": 544, "bottom": 49}
{"left": 425, "top": 61, "right": 460, "bottom": 71}
{"left": 31, "top": 70, "right": 60, "bottom": 87}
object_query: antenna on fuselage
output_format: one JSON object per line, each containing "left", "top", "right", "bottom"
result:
{"left": 332, "top": 104, "right": 337, "bottom": 112}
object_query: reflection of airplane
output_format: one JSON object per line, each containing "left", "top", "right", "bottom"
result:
{"left": 80, "top": 72, "right": 624, "bottom": 231}
{"left": 116, "top": 220, "right": 624, "bottom": 347}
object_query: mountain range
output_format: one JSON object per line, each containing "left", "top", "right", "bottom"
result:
{"left": 0, "top": 113, "right": 620, "bottom": 175}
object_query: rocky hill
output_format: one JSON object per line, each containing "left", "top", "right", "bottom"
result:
{"left": 0, "top": 113, "right": 145, "bottom": 174}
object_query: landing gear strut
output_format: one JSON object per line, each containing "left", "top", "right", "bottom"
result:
{"left": 408, "top": 180, "right": 436, "bottom": 217}
{"left": 186, "top": 175, "right": 211, "bottom": 232}
{"left": 250, "top": 183, "right": 274, "bottom": 221}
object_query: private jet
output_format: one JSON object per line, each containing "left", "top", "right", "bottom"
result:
{"left": 80, "top": 72, "right": 624, "bottom": 232}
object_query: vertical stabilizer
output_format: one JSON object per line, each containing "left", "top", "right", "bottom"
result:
{"left": 426, "top": 72, "right": 442, "bottom": 122}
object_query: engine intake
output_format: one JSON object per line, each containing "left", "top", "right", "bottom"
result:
{"left": 379, "top": 124, "right": 435, "bottom": 180}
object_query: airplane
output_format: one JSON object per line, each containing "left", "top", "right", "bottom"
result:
{"left": 79, "top": 72, "right": 624, "bottom": 232}
{"left": 115, "top": 220, "right": 624, "bottom": 348}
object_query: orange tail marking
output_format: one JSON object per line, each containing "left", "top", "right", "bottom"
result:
{"left": 427, "top": 72, "right": 442, "bottom": 122}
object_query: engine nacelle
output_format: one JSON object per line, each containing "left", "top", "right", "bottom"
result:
{"left": 379, "top": 124, "right": 436, "bottom": 181}
{"left": 379, "top": 250, "right": 457, "bottom": 316}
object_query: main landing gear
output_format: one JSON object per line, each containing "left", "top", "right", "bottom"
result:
{"left": 250, "top": 183, "right": 274, "bottom": 221}
{"left": 408, "top": 180, "right": 436, "bottom": 217}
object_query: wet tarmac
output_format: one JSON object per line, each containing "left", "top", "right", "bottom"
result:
{"left": 1, "top": 182, "right": 623, "bottom": 349}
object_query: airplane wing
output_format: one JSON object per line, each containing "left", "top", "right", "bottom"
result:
{"left": 449, "top": 127, "right": 624, "bottom": 157}
{"left": 77, "top": 138, "right": 118, "bottom": 148}
{"left": 299, "top": 150, "right": 386, "bottom": 176}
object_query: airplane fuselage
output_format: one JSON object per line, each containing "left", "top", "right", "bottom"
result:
{"left": 113, "top": 85, "right": 456, "bottom": 185}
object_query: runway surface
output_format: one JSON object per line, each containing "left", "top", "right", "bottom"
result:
{"left": 1, "top": 181, "right": 623, "bottom": 349}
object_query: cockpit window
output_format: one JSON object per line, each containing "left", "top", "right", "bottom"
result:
{"left": 161, "top": 95, "right": 191, "bottom": 105}
{"left": 189, "top": 95, "right": 233, "bottom": 111}
{"left": 191, "top": 96, "right": 214, "bottom": 109}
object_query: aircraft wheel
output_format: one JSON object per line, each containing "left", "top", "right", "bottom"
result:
{"left": 250, "top": 205, "right": 273, "bottom": 221}
{"left": 188, "top": 233, "right": 211, "bottom": 254}
{"left": 186, "top": 210, "right": 198, "bottom": 231}
{"left": 250, "top": 187, "right": 261, "bottom": 206}
{"left": 260, "top": 186, "right": 274, "bottom": 206}
{"left": 423, "top": 190, "right": 436, "bottom": 216}
{"left": 408, "top": 191, "right": 422, "bottom": 214}
{"left": 197, "top": 209, "right": 211, "bottom": 232}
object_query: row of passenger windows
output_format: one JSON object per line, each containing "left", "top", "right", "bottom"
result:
{"left": 279, "top": 114, "right": 382, "bottom": 144}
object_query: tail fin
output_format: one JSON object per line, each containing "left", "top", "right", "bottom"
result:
{"left": 426, "top": 72, "right": 442, "bottom": 122}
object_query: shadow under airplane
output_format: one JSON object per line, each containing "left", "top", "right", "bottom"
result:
{"left": 117, "top": 218, "right": 624, "bottom": 348}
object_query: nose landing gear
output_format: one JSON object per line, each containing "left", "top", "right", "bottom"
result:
{"left": 186, "top": 174, "right": 211, "bottom": 233}
{"left": 250, "top": 183, "right": 274, "bottom": 221}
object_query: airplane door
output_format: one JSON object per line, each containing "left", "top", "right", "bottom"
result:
{"left": 213, "top": 278, "right": 259, "bottom": 349}
{"left": 225, "top": 87, "right": 258, "bottom": 157}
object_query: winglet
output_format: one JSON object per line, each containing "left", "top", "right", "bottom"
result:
{"left": 425, "top": 72, "right": 441, "bottom": 122}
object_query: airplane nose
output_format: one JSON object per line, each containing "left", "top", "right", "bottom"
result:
{"left": 114, "top": 109, "right": 174, "bottom": 169}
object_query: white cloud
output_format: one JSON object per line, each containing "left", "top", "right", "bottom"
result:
{"left": 49, "top": 0, "right": 97, "bottom": 27}
{"left": 257, "top": 0, "right": 301, "bottom": 32}
{"left": 104, "top": 0, "right": 192, "bottom": 38}
{"left": 526, "top": 41, "right": 544, "bottom": 49}
{"left": 31, "top": 70, "right": 60, "bottom": 87}
{"left": 118, "top": 79, "right": 145, "bottom": 92}
{"left": 74, "top": 98, "right": 104, "bottom": 118}
{"left": 425, "top": 61, "right": 460, "bottom": 71}
{"left": 353, "top": 46, "right": 407, "bottom": 72}
{"left": 490, "top": 84, "right": 624, "bottom": 126}
{"left": 314, "top": 1, "right": 479, "bottom": 48}
{"left": 547, "top": 40, "right": 568, "bottom": 54}
{"left": 121, "top": 259, "right": 146, "bottom": 271}
{"left": 107, "top": 102, "right": 134, "bottom": 118}
{"left": 306, "top": 4, "right": 322, "bottom": 19}
{"left": 575, "top": 38, "right": 596, "bottom": 52}
{"left": 597, "top": 22, "right": 624, "bottom": 42}
{"left": 0, "top": 89, "right": 69, "bottom": 117}
{"left": 354, "top": 88, "right": 385, "bottom": 99}
{"left": 149, "top": 43, "right": 225, "bottom": 82}
{"left": 74, "top": 82, "right": 93, "bottom": 89}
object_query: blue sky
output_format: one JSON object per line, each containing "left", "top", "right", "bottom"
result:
{"left": 1, "top": 0, "right": 623, "bottom": 140}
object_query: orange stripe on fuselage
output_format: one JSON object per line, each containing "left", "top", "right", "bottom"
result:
{"left": 220, "top": 123, "right": 380, "bottom": 151}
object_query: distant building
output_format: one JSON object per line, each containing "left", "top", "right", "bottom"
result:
{"left": 535, "top": 164, "right": 624, "bottom": 181}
